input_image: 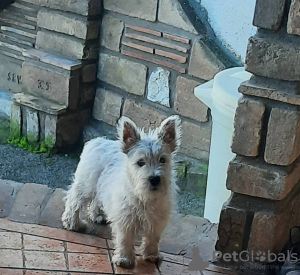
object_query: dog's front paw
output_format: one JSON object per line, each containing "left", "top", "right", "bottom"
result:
{"left": 143, "top": 253, "right": 163, "bottom": 263}
{"left": 113, "top": 255, "right": 135, "bottom": 268}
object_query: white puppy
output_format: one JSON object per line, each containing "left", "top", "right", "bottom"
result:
{"left": 62, "top": 115, "right": 181, "bottom": 267}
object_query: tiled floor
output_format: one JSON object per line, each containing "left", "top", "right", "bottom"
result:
{"left": 0, "top": 218, "right": 235, "bottom": 275}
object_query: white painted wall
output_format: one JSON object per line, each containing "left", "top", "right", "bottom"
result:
{"left": 200, "top": 0, "right": 257, "bottom": 62}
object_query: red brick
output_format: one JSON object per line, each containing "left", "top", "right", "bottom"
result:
{"left": 155, "top": 49, "right": 186, "bottom": 64}
{"left": 163, "top": 33, "right": 190, "bottom": 44}
{"left": 24, "top": 251, "right": 67, "bottom": 270}
{"left": 0, "top": 249, "right": 23, "bottom": 268}
{"left": 122, "top": 41, "right": 153, "bottom": 53}
{"left": 0, "top": 218, "right": 107, "bottom": 249}
{"left": 66, "top": 242, "right": 107, "bottom": 254}
{"left": 0, "top": 268, "right": 23, "bottom": 275}
{"left": 125, "top": 33, "right": 188, "bottom": 53}
{"left": 68, "top": 252, "right": 112, "bottom": 273}
{"left": 0, "top": 232, "right": 22, "bottom": 249}
{"left": 122, "top": 50, "right": 185, "bottom": 73}
{"left": 24, "top": 234, "right": 64, "bottom": 251}
{"left": 126, "top": 24, "right": 161, "bottom": 37}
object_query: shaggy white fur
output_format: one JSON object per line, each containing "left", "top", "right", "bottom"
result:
{"left": 62, "top": 115, "right": 181, "bottom": 267}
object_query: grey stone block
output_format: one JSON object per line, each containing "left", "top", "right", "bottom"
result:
{"left": 175, "top": 76, "right": 208, "bottom": 122}
{"left": 180, "top": 121, "right": 211, "bottom": 160}
{"left": 189, "top": 41, "right": 225, "bottom": 81}
{"left": 98, "top": 53, "right": 147, "bottom": 96}
{"left": 253, "top": 0, "right": 285, "bottom": 30}
{"left": 37, "top": 10, "right": 100, "bottom": 40}
{"left": 9, "top": 183, "right": 51, "bottom": 223}
{"left": 158, "top": 0, "right": 197, "bottom": 33}
{"left": 26, "top": 108, "right": 39, "bottom": 142}
{"left": 36, "top": 31, "right": 86, "bottom": 60}
{"left": 100, "top": 14, "right": 124, "bottom": 52}
{"left": 123, "top": 100, "right": 166, "bottom": 132}
{"left": 231, "top": 97, "right": 265, "bottom": 157}
{"left": 104, "top": 0, "right": 157, "bottom": 22}
{"left": 22, "top": 62, "right": 79, "bottom": 108}
{"left": 10, "top": 104, "right": 21, "bottom": 137}
{"left": 39, "top": 188, "right": 66, "bottom": 228}
{"left": 0, "top": 59, "right": 23, "bottom": 94}
{"left": 288, "top": 0, "right": 300, "bottom": 36}
{"left": 93, "top": 88, "right": 123, "bottom": 126}
{"left": 0, "top": 180, "right": 23, "bottom": 218}
{"left": 45, "top": 115, "right": 57, "bottom": 148}
{"left": 39, "top": 0, "right": 101, "bottom": 16}
{"left": 245, "top": 35, "right": 300, "bottom": 81}
{"left": 265, "top": 108, "right": 300, "bottom": 166}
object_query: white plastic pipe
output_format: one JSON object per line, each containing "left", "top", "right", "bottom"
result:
{"left": 194, "top": 67, "right": 252, "bottom": 223}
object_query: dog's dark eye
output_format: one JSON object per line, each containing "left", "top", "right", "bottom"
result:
{"left": 160, "top": 157, "right": 166, "bottom": 164}
{"left": 137, "top": 160, "right": 145, "bottom": 167}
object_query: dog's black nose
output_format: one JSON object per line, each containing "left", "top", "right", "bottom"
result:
{"left": 149, "top": 176, "right": 160, "bottom": 188}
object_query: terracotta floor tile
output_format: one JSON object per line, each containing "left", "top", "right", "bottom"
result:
{"left": 25, "top": 271, "right": 68, "bottom": 275}
{"left": 161, "top": 252, "right": 191, "bottom": 266}
{"left": 24, "top": 235, "right": 64, "bottom": 251}
{"left": 68, "top": 252, "right": 113, "bottom": 273}
{"left": 66, "top": 242, "right": 107, "bottom": 254}
{"left": 0, "top": 219, "right": 107, "bottom": 249}
{"left": 24, "top": 251, "right": 66, "bottom": 270}
{"left": 159, "top": 261, "right": 197, "bottom": 275}
{"left": 0, "top": 268, "right": 23, "bottom": 275}
{"left": 107, "top": 239, "right": 115, "bottom": 249}
{"left": 0, "top": 231, "right": 22, "bottom": 249}
{"left": 0, "top": 249, "right": 23, "bottom": 268}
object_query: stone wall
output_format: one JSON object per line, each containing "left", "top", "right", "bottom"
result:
{"left": 216, "top": 0, "right": 300, "bottom": 263}
{"left": 92, "top": 0, "right": 236, "bottom": 160}
{"left": 0, "top": 0, "right": 101, "bottom": 150}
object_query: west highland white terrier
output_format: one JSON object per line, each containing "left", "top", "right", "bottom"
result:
{"left": 62, "top": 115, "right": 181, "bottom": 267}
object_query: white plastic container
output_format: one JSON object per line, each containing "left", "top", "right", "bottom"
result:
{"left": 194, "top": 67, "right": 252, "bottom": 223}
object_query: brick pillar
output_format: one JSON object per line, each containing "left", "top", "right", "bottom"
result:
{"left": 216, "top": 0, "right": 300, "bottom": 260}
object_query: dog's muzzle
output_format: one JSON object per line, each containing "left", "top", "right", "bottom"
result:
{"left": 148, "top": 176, "right": 160, "bottom": 190}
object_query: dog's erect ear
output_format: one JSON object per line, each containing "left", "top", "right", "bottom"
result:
{"left": 117, "top": 116, "right": 141, "bottom": 153}
{"left": 158, "top": 115, "right": 181, "bottom": 152}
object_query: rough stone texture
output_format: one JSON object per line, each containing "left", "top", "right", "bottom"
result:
{"left": 93, "top": 89, "right": 123, "bottom": 126}
{"left": 227, "top": 157, "right": 300, "bottom": 200}
{"left": 147, "top": 67, "right": 170, "bottom": 107}
{"left": 38, "top": 188, "right": 65, "bottom": 228}
{"left": 287, "top": 0, "right": 300, "bottom": 36}
{"left": 45, "top": 115, "right": 57, "bottom": 148}
{"left": 158, "top": 0, "right": 197, "bottom": 34}
{"left": 265, "top": 108, "right": 300, "bottom": 166}
{"left": 22, "top": 62, "right": 79, "bottom": 108}
{"left": 98, "top": 53, "right": 147, "bottom": 96}
{"left": 189, "top": 41, "right": 225, "bottom": 81}
{"left": 0, "top": 180, "right": 23, "bottom": 218}
{"left": 10, "top": 104, "right": 21, "bottom": 137}
{"left": 37, "top": 10, "right": 99, "bottom": 40}
{"left": 0, "top": 59, "right": 22, "bottom": 94}
{"left": 239, "top": 77, "right": 300, "bottom": 106}
{"left": 39, "top": 0, "right": 101, "bottom": 16}
{"left": 123, "top": 100, "right": 166, "bottom": 132}
{"left": 9, "top": 183, "right": 51, "bottom": 223}
{"left": 253, "top": 0, "right": 285, "bottom": 30}
{"left": 26, "top": 109, "right": 39, "bottom": 142}
{"left": 82, "top": 64, "right": 97, "bottom": 83}
{"left": 36, "top": 31, "right": 86, "bottom": 60}
{"left": 180, "top": 121, "right": 211, "bottom": 160}
{"left": 103, "top": 0, "right": 157, "bottom": 22}
{"left": 100, "top": 15, "right": 124, "bottom": 52}
{"left": 245, "top": 35, "right": 300, "bottom": 81}
{"left": 216, "top": 206, "right": 251, "bottom": 254}
{"left": 175, "top": 76, "right": 208, "bottom": 122}
{"left": 231, "top": 97, "right": 265, "bottom": 157}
